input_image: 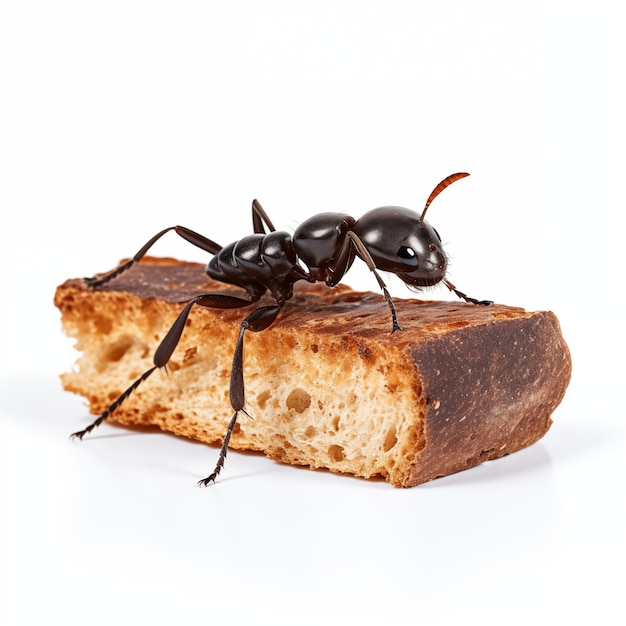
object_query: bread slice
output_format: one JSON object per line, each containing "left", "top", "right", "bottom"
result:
{"left": 55, "top": 256, "right": 571, "bottom": 487}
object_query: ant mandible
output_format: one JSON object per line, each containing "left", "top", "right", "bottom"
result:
{"left": 71, "top": 172, "right": 492, "bottom": 485}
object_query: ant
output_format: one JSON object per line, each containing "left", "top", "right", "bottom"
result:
{"left": 71, "top": 172, "right": 492, "bottom": 485}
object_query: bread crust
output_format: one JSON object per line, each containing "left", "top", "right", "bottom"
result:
{"left": 55, "top": 257, "right": 571, "bottom": 486}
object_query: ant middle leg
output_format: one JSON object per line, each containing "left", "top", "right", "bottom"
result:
{"left": 251, "top": 199, "right": 276, "bottom": 234}
{"left": 198, "top": 304, "right": 282, "bottom": 486}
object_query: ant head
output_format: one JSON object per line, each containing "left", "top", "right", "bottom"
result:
{"left": 353, "top": 207, "right": 448, "bottom": 287}
{"left": 353, "top": 173, "right": 469, "bottom": 289}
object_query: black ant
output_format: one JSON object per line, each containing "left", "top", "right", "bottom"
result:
{"left": 71, "top": 172, "right": 492, "bottom": 485}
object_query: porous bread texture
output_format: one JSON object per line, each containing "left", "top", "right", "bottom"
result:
{"left": 59, "top": 285, "right": 423, "bottom": 485}
{"left": 56, "top": 257, "right": 571, "bottom": 487}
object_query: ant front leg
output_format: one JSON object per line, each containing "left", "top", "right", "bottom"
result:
{"left": 70, "top": 293, "right": 253, "bottom": 440}
{"left": 443, "top": 279, "right": 493, "bottom": 305}
{"left": 331, "top": 231, "right": 401, "bottom": 333}
{"left": 198, "top": 304, "right": 281, "bottom": 486}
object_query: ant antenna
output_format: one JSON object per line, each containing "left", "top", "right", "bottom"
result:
{"left": 419, "top": 172, "right": 470, "bottom": 225}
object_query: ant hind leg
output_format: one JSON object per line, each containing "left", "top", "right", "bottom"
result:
{"left": 70, "top": 293, "right": 253, "bottom": 440}
{"left": 87, "top": 226, "right": 223, "bottom": 288}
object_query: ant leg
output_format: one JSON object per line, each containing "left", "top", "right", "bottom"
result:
{"left": 332, "top": 232, "right": 401, "bottom": 333}
{"left": 251, "top": 199, "right": 276, "bottom": 234}
{"left": 70, "top": 367, "right": 158, "bottom": 439}
{"left": 87, "top": 226, "right": 223, "bottom": 288}
{"left": 198, "top": 304, "right": 281, "bottom": 486}
{"left": 443, "top": 279, "right": 493, "bottom": 305}
{"left": 70, "top": 293, "right": 253, "bottom": 440}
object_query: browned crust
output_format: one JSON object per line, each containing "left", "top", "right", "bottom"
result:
{"left": 409, "top": 312, "right": 569, "bottom": 485}
{"left": 55, "top": 257, "right": 571, "bottom": 486}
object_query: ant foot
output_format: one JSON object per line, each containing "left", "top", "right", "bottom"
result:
{"left": 197, "top": 474, "right": 217, "bottom": 487}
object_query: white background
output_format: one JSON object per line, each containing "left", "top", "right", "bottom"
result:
{"left": 1, "top": 1, "right": 624, "bottom": 624}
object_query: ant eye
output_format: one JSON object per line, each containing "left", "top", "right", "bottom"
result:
{"left": 433, "top": 228, "right": 442, "bottom": 242}
{"left": 397, "top": 246, "right": 418, "bottom": 266}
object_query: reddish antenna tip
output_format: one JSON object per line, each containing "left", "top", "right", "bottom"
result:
{"left": 419, "top": 172, "right": 470, "bottom": 225}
